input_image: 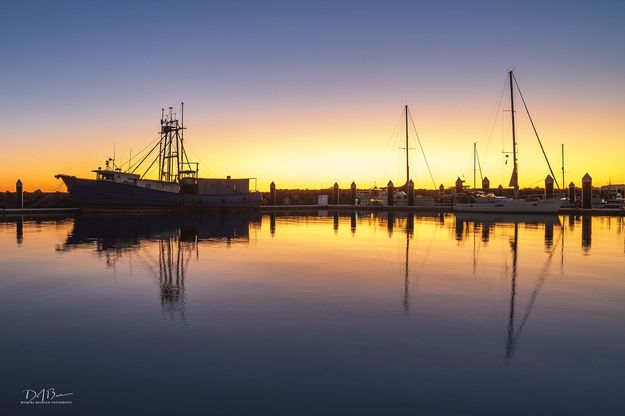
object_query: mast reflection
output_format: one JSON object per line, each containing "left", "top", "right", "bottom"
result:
{"left": 59, "top": 214, "right": 259, "bottom": 319}
{"left": 454, "top": 213, "right": 563, "bottom": 363}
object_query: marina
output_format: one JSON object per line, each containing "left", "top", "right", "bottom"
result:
{"left": 3, "top": 2, "right": 624, "bottom": 414}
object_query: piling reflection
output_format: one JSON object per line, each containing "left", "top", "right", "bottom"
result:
{"left": 582, "top": 215, "right": 592, "bottom": 252}
{"left": 16, "top": 216, "right": 23, "bottom": 245}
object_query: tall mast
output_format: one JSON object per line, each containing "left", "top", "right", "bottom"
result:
{"left": 405, "top": 105, "right": 409, "bottom": 187}
{"left": 561, "top": 144, "right": 565, "bottom": 195}
{"left": 509, "top": 70, "right": 519, "bottom": 199}
{"left": 473, "top": 142, "right": 477, "bottom": 190}
{"left": 179, "top": 102, "right": 184, "bottom": 178}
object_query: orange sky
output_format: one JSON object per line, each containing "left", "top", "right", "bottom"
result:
{"left": 2, "top": 3, "right": 624, "bottom": 192}
{"left": 3, "top": 81, "right": 623, "bottom": 192}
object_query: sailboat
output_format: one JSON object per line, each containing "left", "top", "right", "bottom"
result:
{"left": 454, "top": 71, "right": 562, "bottom": 214}
{"left": 386, "top": 105, "right": 436, "bottom": 207}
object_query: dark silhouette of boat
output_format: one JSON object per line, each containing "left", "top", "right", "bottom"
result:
{"left": 56, "top": 104, "right": 261, "bottom": 210}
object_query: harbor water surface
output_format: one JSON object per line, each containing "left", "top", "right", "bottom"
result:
{"left": 1, "top": 213, "right": 624, "bottom": 415}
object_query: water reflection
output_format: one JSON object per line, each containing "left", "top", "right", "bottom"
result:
{"left": 5, "top": 212, "right": 621, "bottom": 356}
{"left": 582, "top": 215, "right": 592, "bottom": 252}
{"left": 455, "top": 214, "right": 566, "bottom": 362}
{"left": 58, "top": 214, "right": 260, "bottom": 319}
{"left": 2, "top": 212, "right": 625, "bottom": 414}
{"left": 16, "top": 216, "right": 23, "bottom": 245}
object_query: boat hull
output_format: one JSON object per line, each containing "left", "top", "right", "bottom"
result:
{"left": 454, "top": 198, "right": 561, "bottom": 214}
{"left": 59, "top": 175, "right": 261, "bottom": 210}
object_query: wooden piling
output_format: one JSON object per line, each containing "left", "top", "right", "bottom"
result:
{"left": 407, "top": 179, "right": 414, "bottom": 206}
{"left": 439, "top": 184, "right": 444, "bottom": 195}
{"left": 545, "top": 175, "right": 554, "bottom": 199}
{"left": 582, "top": 173, "right": 592, "bottom": 209}
{"left": 350, "top": 181, "right": 357, "bottom": 206}
{"left": 497, "top": 184, "right": 503, "bottom": 196}
{"left": 16, "top": 179, "right": 23, "bottom": 209}
{"left": 387, "top": 180, "right": 394, "bottom": 207}
{"left": 333, "top": 182, "right": 339, "bottom": 205}
{"left": 568, "top": 182, "right": 575, "bottom": 205}
{"left": 482, "top": 176, "right": 490, "bottom": 192}
{"left": 455, "top": 177, "right": 463, "bottom": 194}
{"left": 270, "top": 181, "right": 276, "bottom": 205}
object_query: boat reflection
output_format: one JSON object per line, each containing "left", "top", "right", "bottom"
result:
{"left": 59, "top": 214, "right": 260, "bottom": 319}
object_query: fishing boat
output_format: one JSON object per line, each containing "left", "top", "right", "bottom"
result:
{"left": 454, "top": 71, "right": 562, "bottom": 214}
{"left": 56, "top": 104, "right": 261, "bottom": 210}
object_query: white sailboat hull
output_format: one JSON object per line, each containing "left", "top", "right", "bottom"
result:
{"left": 454, "top": 198, "right": 561, "bottom": 214}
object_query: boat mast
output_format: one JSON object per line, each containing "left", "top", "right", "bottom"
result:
{"left": 405, "top": 105, "right": 409, "bottom": 187}
{"left": 178, "top": 102, "right": 184, "bottom": 179}
{"left": 473, "top": 142, "right": 477, "bottom": 190}
{"left": 509, "top": 70, "right": 519, "bottom": 199}
{"left": 561, "top": 144, "right": 565, "bottom": 195}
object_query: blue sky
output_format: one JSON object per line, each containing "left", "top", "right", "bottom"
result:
{"left": 1, "top": 0, "right": 624, "bottom": 190}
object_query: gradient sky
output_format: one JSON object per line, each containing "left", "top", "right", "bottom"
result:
{"left": 1, "top": 0, "right": 624, "bottom": 191}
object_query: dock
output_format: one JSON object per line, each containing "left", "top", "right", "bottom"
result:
{"left": 260, "top": 205, "right": 625, "bottom": 216}
{"left": 260, "top": 204, "right": 454, "bottom": 213}
{"left": 0, "top": 208, "right": 80, "bottom": 216}
{"left": 1, "top": 206, "right": 623, "bottom": 217}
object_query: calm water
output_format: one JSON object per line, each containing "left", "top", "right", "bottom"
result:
{"left": 1, "top": 212, "right": 624, "bottom": 415}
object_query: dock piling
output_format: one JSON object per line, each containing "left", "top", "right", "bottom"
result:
{"left": 333, "top": 182, "right": 339, "bottom": 205}
{"left": 582, "top": 173, "right": 592, "bottom": 209}
{"left": 455, "top": 177, "right": 463, "bottom": 194}
{"left": 482, "top": 177, "right": 490, "bottom": 192}
{"left": 569, "top": 182, "right": 575, "bottom": 205}
{"left": 350, "top": 181, "right": 357, "bottom": 205}
{"left": 545, "top": 175, "right": 554, "bottom": 199}
{"left": 387, "top": 181, "right": 394, "bottom": 207}
{"left": 270, "top": 181, "right": 276, "bottom": 206}
{"left": 408, "top": 179, "right": 414, "bottom": 206}
{"left": 16, "top": 179, "right": 23, "bottom": 209}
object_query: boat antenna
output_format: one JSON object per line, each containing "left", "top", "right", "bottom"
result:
{"left": 509, "top": 70, "right": 519, "bottom": 199}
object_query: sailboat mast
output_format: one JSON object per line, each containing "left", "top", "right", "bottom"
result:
{"left": 509, "top": 70, "right": 519, "bottom": 199}
{"left": 561, "top": 144, "right": 565, "bottom": 194}
{"left": 473, "top": 142, "right": 477, "bottom": 190}
{"left": 405, "top": 105, "right": 409, "bottom": 187}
